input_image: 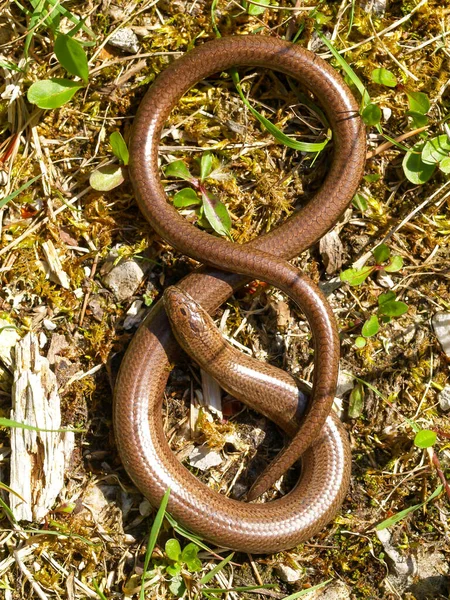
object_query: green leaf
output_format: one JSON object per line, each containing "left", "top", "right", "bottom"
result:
{"left": 201, "top": 191, "right": 232, "bottom": 238}
{"left": 406, "top": 111, "right": 428, "bottom": 128}
{"left": 181, "top": 542, "right": 200, "bottom": 568}
{"left": 109, "top": 131, "right": 129, "bottom": 165}
{"left": 378, "top": 299, "right": 408, "bottom": 317}
{"left": 348, "top": 383, "right": 364, "bottom": 418}
{"left": 140, "top": 489, "right": 171, "bottom": 600}
{"left": 361, "top": 103, "right": 382, "bottom": 127}
{"left": 242, "top": 0, "right": 270, "bottom": 16}
{"left": 378, "top": 291, "right": 395, "bottom": 306}
{"left": 439, "top": 156, "right": 450, "bottom": 173}
{"left": 200, "top": 152, "right": 213, "bottom": 180}
{"left": 318, "top": 33, "right": 370, "bottom": 108}
{"left": 0, "top": 175, "right": 41, "bottom": 210}
{"left": 164, "top": 160, "right": 193, "bottom": 181}
{"left": 352, "top": 193, "right": 368, "bottom": 211}
{"left": 27, "top": 78, "right": 83, "bottom": 109}
{"left": 0, "top": 417, "right": 82, "bottom": 434}
{"left": 165, "top": 539, "right": 182, "bottom": 562}
{"left": 414, "top": 429, "right": 437, "bottom": 449}
{"left": 281, "top": 579, "right": 333, "bottom": 599}
{"left": 372, "top": 243, "right": 390, "bottom": 264}
{"left": 384, "top": 255, "right": 403, "bottom": 272}
{"left": 54, "top": 34, "right": 89, "bottom": 83}
{"left": 402, "top": 142, "right": 436, "bottom": 184}
{"left": 406, "top": 91, "right": 430, "bottom": 115}
{"left": 375, "top": 485, "right": 442, "bottom": 530}
{"left": 232, "top": 70, "right": 329, "bottom": 153}
{"left": 340, "top": 266, "right": 374, "bottom": 286}
{"left": 355, "top": 336, "right": 366, "bottom": 348}
{"left": 363, "top": 173, "right": 381, "bottom": 183}
{"left": 169, "top": 576, "right": 185, "bottom": 597}
{"left": 89, "top": 165, "right": 124, "bottom": 191}
{"left": 173, "top": 188, "right": 201, "bottom": 208}
{"left": 362, "top": 315, "right": 379, "bottom": 337}
{"left": 371, "top": 68, "right": 398, "bottom": 88}
{"left": 421, "top": 135, "right": 450, "bottom": 165}
{"left": 166, "top": 564, "right": 181, "bottom": 577}
{"left": 200, "top": 553, "right": 234, "bottom": 585}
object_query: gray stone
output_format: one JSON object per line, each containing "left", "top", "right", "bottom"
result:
{"left": 275, "top": 564, "right": 302, "bottom": 583}
{"left": 316, "top": 582, "right": 351, "bottom": 599}
{"left": 432, "top": 312, "right": 450, "bottom": 356}
{"left": 107, "top": 28, "right": 140, "bottom": 54}
{"left": 438, "top": 385, "right": 450, "bottom": 412}
{"left": 188, "top": 446, "right": 222, "bottom": 471}
{"left": 336, "top": 371, "right": 354, "bottom": 397}
{"left": 102, "top": 260, "right": 146, "bottom": 302}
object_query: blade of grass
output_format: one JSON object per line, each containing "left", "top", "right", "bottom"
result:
{"left": 165, "top": 513, "right": 216, "bottom": 554}
{"left": 205, "top": 584, "right": 277, "bottom": 593}
{"left": 0, "top": 175, "right": 41, "bottom": 210}
{"left": 375, "top": 485, "right": 443, "bottom": 530}
{"left": 0, "top": 417, "right": 84, "bottom": 434}
{"left": 0, "top": 496, "right": 17, "bottom": 523}
{"left": 140, "top": 488, "right": 171, "bottom": 600}
{"left": 282, "top": 579, "right": 332, "bottom": 599}
{"left": 200, "top": 553, "right": 234, "bottom": 585}
{"left": 231, "top": 70, "right": 329, "bottom": 152}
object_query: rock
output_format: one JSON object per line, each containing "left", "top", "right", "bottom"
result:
{"left": 319, "top": 276, "right": 342, "bottom": 297}
{"left": 102, "top": 259, "right": 146, "bottom": 302}
{"left": 336, "top": 371, "right": 354, "bottom": 397}
{"left": 188, "top": 446, "right": 222, "bottom": 471}
{"left": 408, "top": 548, "right": 449, "bottom": 599}
{"left": 432, "top": 312, "right": 450, "bottom": 356}
{"left": 319, "top": 229, "right": 344, "bottom": 275}
{"left": 123, "top": 299, "right": 146, "bottom": 329}
{"left": 438, "top": 385, "right": 450, "bottom": 412}
{"left": 43, "top": 318, "right": 57, "bottom": 331}
{"left": 107, "top": 28, "right": 140, "bottom": 54}
{"left": 316, "top": 582, "right": 351, "bottom": 599}
{"left": 361, "top": 0, "right": 388, "bottom": 16}
{"left": 275, "top": 564, "right": 302, "bottom": 583}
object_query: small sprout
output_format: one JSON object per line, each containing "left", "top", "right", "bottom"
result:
{"left": 362, "top": 315, "right": 379, "bottom": 338}
{"left": 340, "top": 266, "right": 374, "bottom": 287}
{"left": 414, "top": 429, "right": 437, "bottom": 449}
{"left": 200, "top": 152, "right": 213, "bottom": 180}
{"left": 348, "top": 382, "right": 365, "bottom": 418}
{"left": 421, "top": 135, "right": 450, "bottom": 165}
{"left": 361, "top": 103, "right": 382, "bottom": 127}
{"left": 402, "top": 141, "right": 436, "bottom": 184}
{"left": 406, "top": 91, "right": 430, "bottom": 115}
{"left": 355, "top": 336, "right": 367, "bottom": 348}
{"left": 377, "top": 291, "right": 408, "bottom": 318}
{"left": 89, "top": 165, "right": 125, "bottom": 191}
{"left": 164, "top": 160, "right": 193, "bottom": 182}
{"left": 372, "top": 243, "right": 390, "bottom": 264}
{"left": 371, "top": 68, "right": 398, "bottom": 88}
{"left": 352, "top": 193, "right": 368, "bottom": 212}
{"left": 363, "top": 173, "right": 381, "bottom": 183}
{"left": 27, "top": 78, "right": 84, "bottom": 109}
{"left": 164, "top": 539, "right": 202, "bottom": 597}
{"left": 54, "top": 34, "right": 89, "bottom": 84}
{"left": 242, "top": 0, "right": 270, "bottom": 16}
{"left": 173, "top": 188, "right": 201, "bottom": 208}
{"left": 110, "top": 131, "right": 129, "bottom": 165}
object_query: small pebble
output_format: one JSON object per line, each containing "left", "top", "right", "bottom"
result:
{"left": 336, "top": 371, "right": 354, "bottom": 397}
{"left": 276, "top": 564, "right": 302, "bottom": 583}
{"left": 43, "top": 318, "right": 57, "bottom": 331}
{"left": 107, "top": 28, "right": 140, "bottom": 54}
{"left": 188, "top": 446, "right": 222, "bottom": 471}
{"left": 432, "top": 312, "right": 450, "bottom": 356}
{"left": 438, "top": 385, "right": 450, "bottom": 412}
{"left": 102, "top": 259, "right": 146, "bottom": 302}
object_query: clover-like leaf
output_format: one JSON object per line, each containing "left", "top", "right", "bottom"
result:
{"left": 173, "top": 188, "right": 201, "bottom": 208}
{"left": 355, "top": 336, "right": 367, "bottom": 349}
{"left": 201, "top": 190, "right": 232, "bottom": 238}
{"left": 89, "top": 165, "right": 125, "bottom": 191}
{"left": 406, "top": 91, "right": 430, "bottom": 115}
{"left": 340, "top": 266, "right": 374, "bottom": 287}
{"left": 361, "top": 103, "right": 382, "bottom": 127}
{"left": 27, "top": 78, "right": 83, "bottom": 109}
{"left": 421, "top": 135, "right": 450, "bottom": 165}
{"left": 165, "top": 538, "right": 182, "bottom": 562}
{"left": 384, "top": 255, "right": 403, "bottom": 272}
{"left": 362, "top": 315, "right": 379, "bottom": 338}
{"left": 414, "top": 429, "right": 437, "bottom": 449}
{"left": 371, "top": 68, "right": 397, "bottom": 88}
{"left": 54, "top": 33, "right": 89, "bottom": 83}
{"left": 403, "top": 142, "right": 436, "bottom": 184}
{"left": 165, "top": 160, "right": 193, "bottom": 181}
{"left": 373, "top": 243, "right": 390, "bottom": 265}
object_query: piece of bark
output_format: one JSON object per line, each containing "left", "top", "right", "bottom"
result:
{"left": 9, "top": 333, "right": 74, "bottom": 521}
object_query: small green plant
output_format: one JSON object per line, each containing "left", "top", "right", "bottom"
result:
{"left": 89, "top": 132, "right": 129, "bottom": 191}
{"left": 164, "top": 539, "right": 202, "bottom": 596}
{"left": 27, "top": 33, "right": 89, "bottom": 109}
{"left": 340, "top": 244, "right": 407, "bottom": 348}
{"left": 164, "top": 153, "right": 232, "bottom": 238}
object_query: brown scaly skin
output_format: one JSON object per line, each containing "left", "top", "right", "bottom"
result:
{"left": 114, "top": 36, "right": 366, "bottom": 553}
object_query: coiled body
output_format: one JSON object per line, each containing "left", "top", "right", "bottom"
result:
{"left": 114, "top": 36, "right": 366, "bottom": 553}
